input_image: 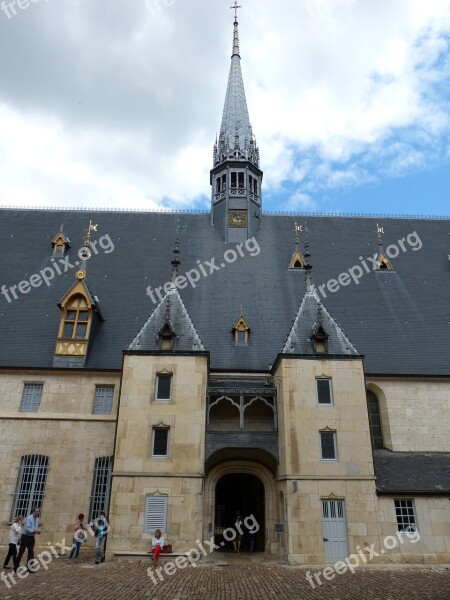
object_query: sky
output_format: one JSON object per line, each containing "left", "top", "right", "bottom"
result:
{"left": 0, "top": 0, "right": 449, "bottom": 216}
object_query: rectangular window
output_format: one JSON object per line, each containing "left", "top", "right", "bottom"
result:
{"left": 231, "top": 172, "right": 237, "bottom": 188}
{"left": 20, "top": 384, "right": 43, "bottom": 413}
{"left": 11, "top": 455, "right": 49, "bottom": 520}
{"left": 320, "top": 431, "right": 337, "bottom": 460}
{"left": 317, "top": 379, "right": 332, "bottom": 405}
{"left": 394, "top": 500, "right": 418, "bottom": 533}
{"left": 152, "top": 428, "right": 169, "bottom": 457}
{"left": 156, "top": 374, "right": 172, "bottom": 401}
{"left": 89, "top": 456, "right": 112, "bottom": 521}
{"left": 93, "top": 386, "right": 115, "bottom": 415}
{"left": 238, "top": 172, "right": 245, "bottom": 188}
{"left": 145, "top": 496, "right": 167, "bottom": 533}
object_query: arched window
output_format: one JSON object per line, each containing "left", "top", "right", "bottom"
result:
{"left": 366, "top": 390, "right": 384, "bottom": 449}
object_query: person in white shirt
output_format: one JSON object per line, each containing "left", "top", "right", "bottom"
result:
{"left": 3, "top": 515, "right": 24, "bottom": 569}
{"left": 148, "top": 529, "right": 164, "bottom": 563}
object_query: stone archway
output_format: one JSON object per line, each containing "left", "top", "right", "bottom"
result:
{"left": 203, "top": 461, "right": 277, "bottom": 554}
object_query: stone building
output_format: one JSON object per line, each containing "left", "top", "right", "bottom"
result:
{"left": 0, "top": 12, "right": 449, "bottom": 565}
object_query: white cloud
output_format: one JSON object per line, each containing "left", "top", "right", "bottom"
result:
{"left": 0, "top": 0, "right": 449, "bottom": 210}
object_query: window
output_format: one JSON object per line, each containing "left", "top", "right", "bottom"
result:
{"left": 317, "top": 379, "right": 332, "bottom": 405}
{"left": 89, "top": 456, "right": 112, "bottom": 521}
{"left": 233, "top": 315, "right": 250, "bottom": 346}
{"left": 394, "top": 500, "right": 417, "bottom": 532}
{"left": 156, "top": 374, "right": 172, "bottom": 401}
{"left": 20, "top": 384, "right": 43, "bottom": 412}
{"left": 320, "top": 431, "right": 337, "bottom": 460}
{"left": 366, "top": 391, "right": 384, "bottom": 449}
{"left": 152, "top": 428, "right": 169, "bottom": 457}
{"left": 61, "top": 295, "right": 90, "bottom": 340}
{"left": 11, "top": 455, "right": 49, "bottom": 520}
{"left": 93, "top": 386, "right": 115, "bottom": 415}
{"left": 145, "top": 496, "right": 167, "bottom": 533}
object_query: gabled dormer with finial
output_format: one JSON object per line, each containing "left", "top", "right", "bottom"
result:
{"left": 51, "top": 225, "right": 70, "bottom": 256}
{"left": 53, "top": 221, "right": 103, "bottom": 368}
{"left": 211, "top": 2, "right": 263, "bottom": 242}
{"left": 374, "top": 223, "right": 394, "bottom": 271}
{"left": 128, "top": 240, "right": 205, "bottom": 354}
{"left": 288, "top": 223, "right": 306, "bottom": 269}
{"left": 281, "top": 236, "right": 358, "bottom": 356}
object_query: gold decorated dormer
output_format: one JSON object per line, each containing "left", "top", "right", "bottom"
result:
{"left": 51, "top": 229, "right": 70, "bottom": 256}
{"left": 289, "top": 222, "right": 306, "bottom": 269}
{"left": 54, "top": 279, "right": 102, "bottom": 362}
{"left": 375, "top": 224, "right": 394, "bottom": 271}
{"left": 233, "top": 314, "right": 250, "bottom": 346}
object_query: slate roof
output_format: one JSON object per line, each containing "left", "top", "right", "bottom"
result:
{"left": 282, "top": 289, "right": 359, "bottom": 355}
{"left": 373, "top": 450, "right": 450, "bottom": 494}
{"left": 128, "top": 287, "right": 204, "bottom": 352}
{"left": 0, "top": 209, "right": 449, "bottom": 374}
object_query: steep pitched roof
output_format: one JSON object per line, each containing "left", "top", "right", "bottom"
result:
{"left": 128, "top": 286, "right": 204, "bottom": 353}
{"left": 0, "top": 210, "right": 448, "bottom": 374}
{"left": 282, "top": 289, "right": 359, "bottom": 355}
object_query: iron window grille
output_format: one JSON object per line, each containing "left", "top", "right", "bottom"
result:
{"left": 92, "top": 386, "right": 115, "bottom": 415}
{"left": 320, "top": 431, "right": 337, "bottom": 460}
{"left": 152, "top": 428, "right": 169, "bottom": 457}
{"left": 89, "top": 456, "right": 112, "bottom": 521}
{"left": 11, "top": 455, "right": 49, "bottom": 521}
{"left": 20, "top": 384, "right": 43, "bottom": 413}
{"left": 156, "top": 375, "right": 172, "bottom": 401}
{"left": 317, "top": 379, "right": 332, "bottom": 405}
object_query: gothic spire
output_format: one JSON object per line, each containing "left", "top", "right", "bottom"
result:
{"left": 214, "top": 4, "right": 259, "bottom": 167}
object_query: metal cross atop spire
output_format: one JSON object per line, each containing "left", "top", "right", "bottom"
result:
{"left": 230, "top": 1, "right": 242, "bottom": 20}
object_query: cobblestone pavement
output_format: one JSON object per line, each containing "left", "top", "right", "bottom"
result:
{"left": 0, "top": 556, "right": 449, "bottom": 600}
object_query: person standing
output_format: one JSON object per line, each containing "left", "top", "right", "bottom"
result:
{"left": 69, "top": 514, "right": 87, "bottom": 559}
{"left": 3, "top": 515, "right": 24, "bottom": 569}
{"left": 233, "top": 512, "right": 243, "bottom": 553}
{"left": 91, "top": 512, "right": 109, "bottom": 565}
{"left": 14, "top": 507, "right": 41, "bottom": 573}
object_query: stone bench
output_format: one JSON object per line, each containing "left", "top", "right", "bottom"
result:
{"left": 112, "top": 550, "right": 186, "bottom": 562}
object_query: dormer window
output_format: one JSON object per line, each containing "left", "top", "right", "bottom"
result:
{"left": 289, "top": 250, "right": 306, "bottom": 270}
{"left": 60, "top": 295, "right": 90, "bottom": 340}
{"left": 159, "top": 322, "right": 176, "bottom": 350}
{"left": 51, "top": 231, "right": 70, "bottom": 256}
{"left": 233, "top": 315, "right": 250, "bottom": 346}
{"left": 376, "top": 252, "right": 393, "bottom": 270}
{"left": 311, "top": 323, "right": 328, "bottom": 354}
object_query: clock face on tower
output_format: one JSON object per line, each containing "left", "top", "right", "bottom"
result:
{"left": 228, "top": 210, "right": 247, "bottom": 228}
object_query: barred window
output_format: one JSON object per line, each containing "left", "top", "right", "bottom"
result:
{"left": 93, "top": 386, "right": 115, "bottom": 415}
{"left": 152, "top": 428, "right": 169, "bottom": 457}
{"left": 156, "top": 375, "right": 172, "bottom": 401}
{"left": 145, "top": 496, "right": 167, "bottom": 533}
{"left": 89, "top": 456, "right": 112, "bottom": 521}
{"left": 317, "top": 379, "right": 332, "bottom": 405}
{"left": 20, "top": 384, "right": 43, "bottom": 412}
{"left": 320, "top": 431, "right": 337, "bottom": 460}
{"left": 394, "top": 500, "right": 418, "bottom": 533}
{"left": 11, "top": 455, "right": 49, "bottom": 520}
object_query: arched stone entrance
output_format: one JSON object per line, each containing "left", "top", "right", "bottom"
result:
{"left": 203, "top": 461, "right": 277, "bottom": 554}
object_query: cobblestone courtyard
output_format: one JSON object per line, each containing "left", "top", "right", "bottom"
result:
{"left": 0, "top": 557, "right": 449, "bottom": 600}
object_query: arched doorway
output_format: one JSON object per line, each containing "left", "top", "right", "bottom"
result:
{"left": 215, "top": 473, "right": 265, "bottom": 551}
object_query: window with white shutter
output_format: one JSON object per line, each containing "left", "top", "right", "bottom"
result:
{"left": 20, "top": 384, "right": 43, "bottom": 412}
{"left": 93, "top": 386, "right": 115, "bottom": 415}
{"left": 145, "top": 496, "right": 167, "bottom": 533}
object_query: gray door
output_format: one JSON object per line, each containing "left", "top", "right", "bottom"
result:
{"left": 321, "top": 499, "right": 349, "bottom": 562}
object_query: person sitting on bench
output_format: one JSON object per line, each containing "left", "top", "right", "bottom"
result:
{"left": 148, "top": 529, "right": 164, "bottom": 563}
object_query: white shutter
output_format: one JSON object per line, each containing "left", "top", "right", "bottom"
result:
{"left": 145, "top": 496, "right": 167, "bottom": 533}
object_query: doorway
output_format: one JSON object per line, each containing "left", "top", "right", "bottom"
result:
{"left": 215, "top": 473, "right": 265, "bottom": 552}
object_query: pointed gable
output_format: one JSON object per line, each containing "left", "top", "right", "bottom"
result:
{"left": 282, "top": 290, "right": 358, "bottom": 355}
{"left": 128, "top": 287, "right": 204, "bottom": 352}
